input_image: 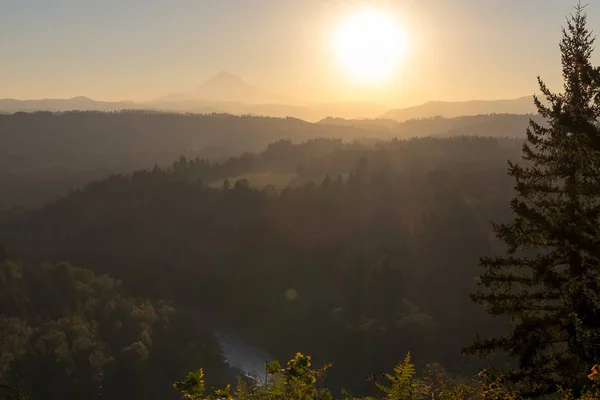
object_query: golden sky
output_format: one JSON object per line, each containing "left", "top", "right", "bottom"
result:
{"left": 1, "top": 0, "right": 599, "bottom": 107}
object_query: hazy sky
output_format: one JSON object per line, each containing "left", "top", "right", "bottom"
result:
{"left": 1, "top": 0, "right": 599, "bottom": 106}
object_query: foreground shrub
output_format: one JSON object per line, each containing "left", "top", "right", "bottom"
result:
{"left": 174, "top": 354, "right": 600, "bottom": 400}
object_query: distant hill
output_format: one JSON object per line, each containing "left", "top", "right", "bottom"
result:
{"left": 151, "top": 99, "right": 311, "bottom": 119}
{"left": 381, "top": 97, "right": 536, "bottom": 121}
{"left": 318, "top": 117, "right": 399, "bottom": 133}
{"left": 150, "top": 100, "right": 387, "bottom": 122}
{"left": 0, "top": 96, "right": 386, "bottom": 122}
{"left": 0, "top": 111, "right": 371, "bottom": 208}
{"left": 308, "top": 102, "right": 388, "bottom": 121}
{"left": 0, "top": 111, "right": 369, "bottom": 158}
{"left": 395, "top": 114, "right": 542, "bottom": 138}
{"left": 0, "top": 96, "right": 143, "bottom": 113}
{"left": 0, "top": 110, "right": 542, "bottom": 209}
{"left": 319, "top": 114, "right": 543, "bottom": 138}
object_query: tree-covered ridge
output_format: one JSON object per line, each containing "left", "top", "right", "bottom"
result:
{"left": 0, "top": 111, "right": 533, "bottom": 209}
{"left": 166, "top": 136, "right": 523, "bottom": 187}
{"left": 0, "top": 135, "right": 520, "bottom": 395}
{"left": 320, "top": 114, "right": 543, "bottom": 139}
{"left": 168, "top": 138, "right": 345, "bottom": 186}
{"left": 0, "top": 259, "right": 233, "bottom": 400}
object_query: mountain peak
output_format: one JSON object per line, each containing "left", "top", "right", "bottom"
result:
{"left": 195, "top": 71, "right": 251, "bottom": 92}
{"left": 209, "top": 71, "right": 244, "bottom": 83}
{"left": 200, "top": 71, "right": 249, "bottom": 89}
{"left": 70, "top": 96, "right": 93, "bottom": 102}
{"left": 187, "top": 71, "right": 278, "bottom": 104}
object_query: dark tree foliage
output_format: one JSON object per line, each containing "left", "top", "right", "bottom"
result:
{"left": 465, "top": 5, "right": 600, "bottom": 397}
{"left": 0, "top": 242, "right": 8, "bottom": 263}
{"left": 0, "top": 112, "right": 361, "bottom": 209}
{"left": 169, "top": 139, "right": 345, "bottom": 186}
{"left": 0, "top": 111, "right": 533, "bottom": 210}
{"left": 0, "top": 260, "right": 233, "bottom": 400}
{"left": 0, "top": 136, "right": 521, "bottom": 395}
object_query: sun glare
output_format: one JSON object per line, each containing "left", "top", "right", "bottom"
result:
{"left": 333, "top": 9, "right": 407, "bottom": 85}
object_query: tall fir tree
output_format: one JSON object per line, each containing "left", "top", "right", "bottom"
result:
{"left": 464, "top": 4, "right": 600, "bottom": 397}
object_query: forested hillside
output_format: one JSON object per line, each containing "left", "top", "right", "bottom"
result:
{"left": 0, "top": 111, "right": 534, "bottom": 209}
{"left": 0, "top": 258, "right": 234, "bottom": 400}
{"left": 0, "top": 136, "right": 522, "bottom": 395}
{"left": 319, "top": 113, "right": 541, "bottom": 139}
{"left": 0, "top": 112, "right": 362, "bottom": 209}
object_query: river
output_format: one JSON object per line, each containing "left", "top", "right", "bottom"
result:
{"left": 213, "top": 330, "right": 273, "bottom": 384}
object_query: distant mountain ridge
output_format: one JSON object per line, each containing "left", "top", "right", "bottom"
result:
{"left": 0, "top": 96, "right": 142, "bottom": 113}
{"left": 0, "top": 96, "right": 388, "bottom": 122}
{"left": 380, "top": 96, "right": 536, "bottom": 121}
{"left": 0, "top": 73, "right": 538, "bottom": 121}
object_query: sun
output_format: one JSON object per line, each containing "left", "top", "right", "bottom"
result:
{"left": 332, "top": 9, "right": 407, "bottom": 84}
